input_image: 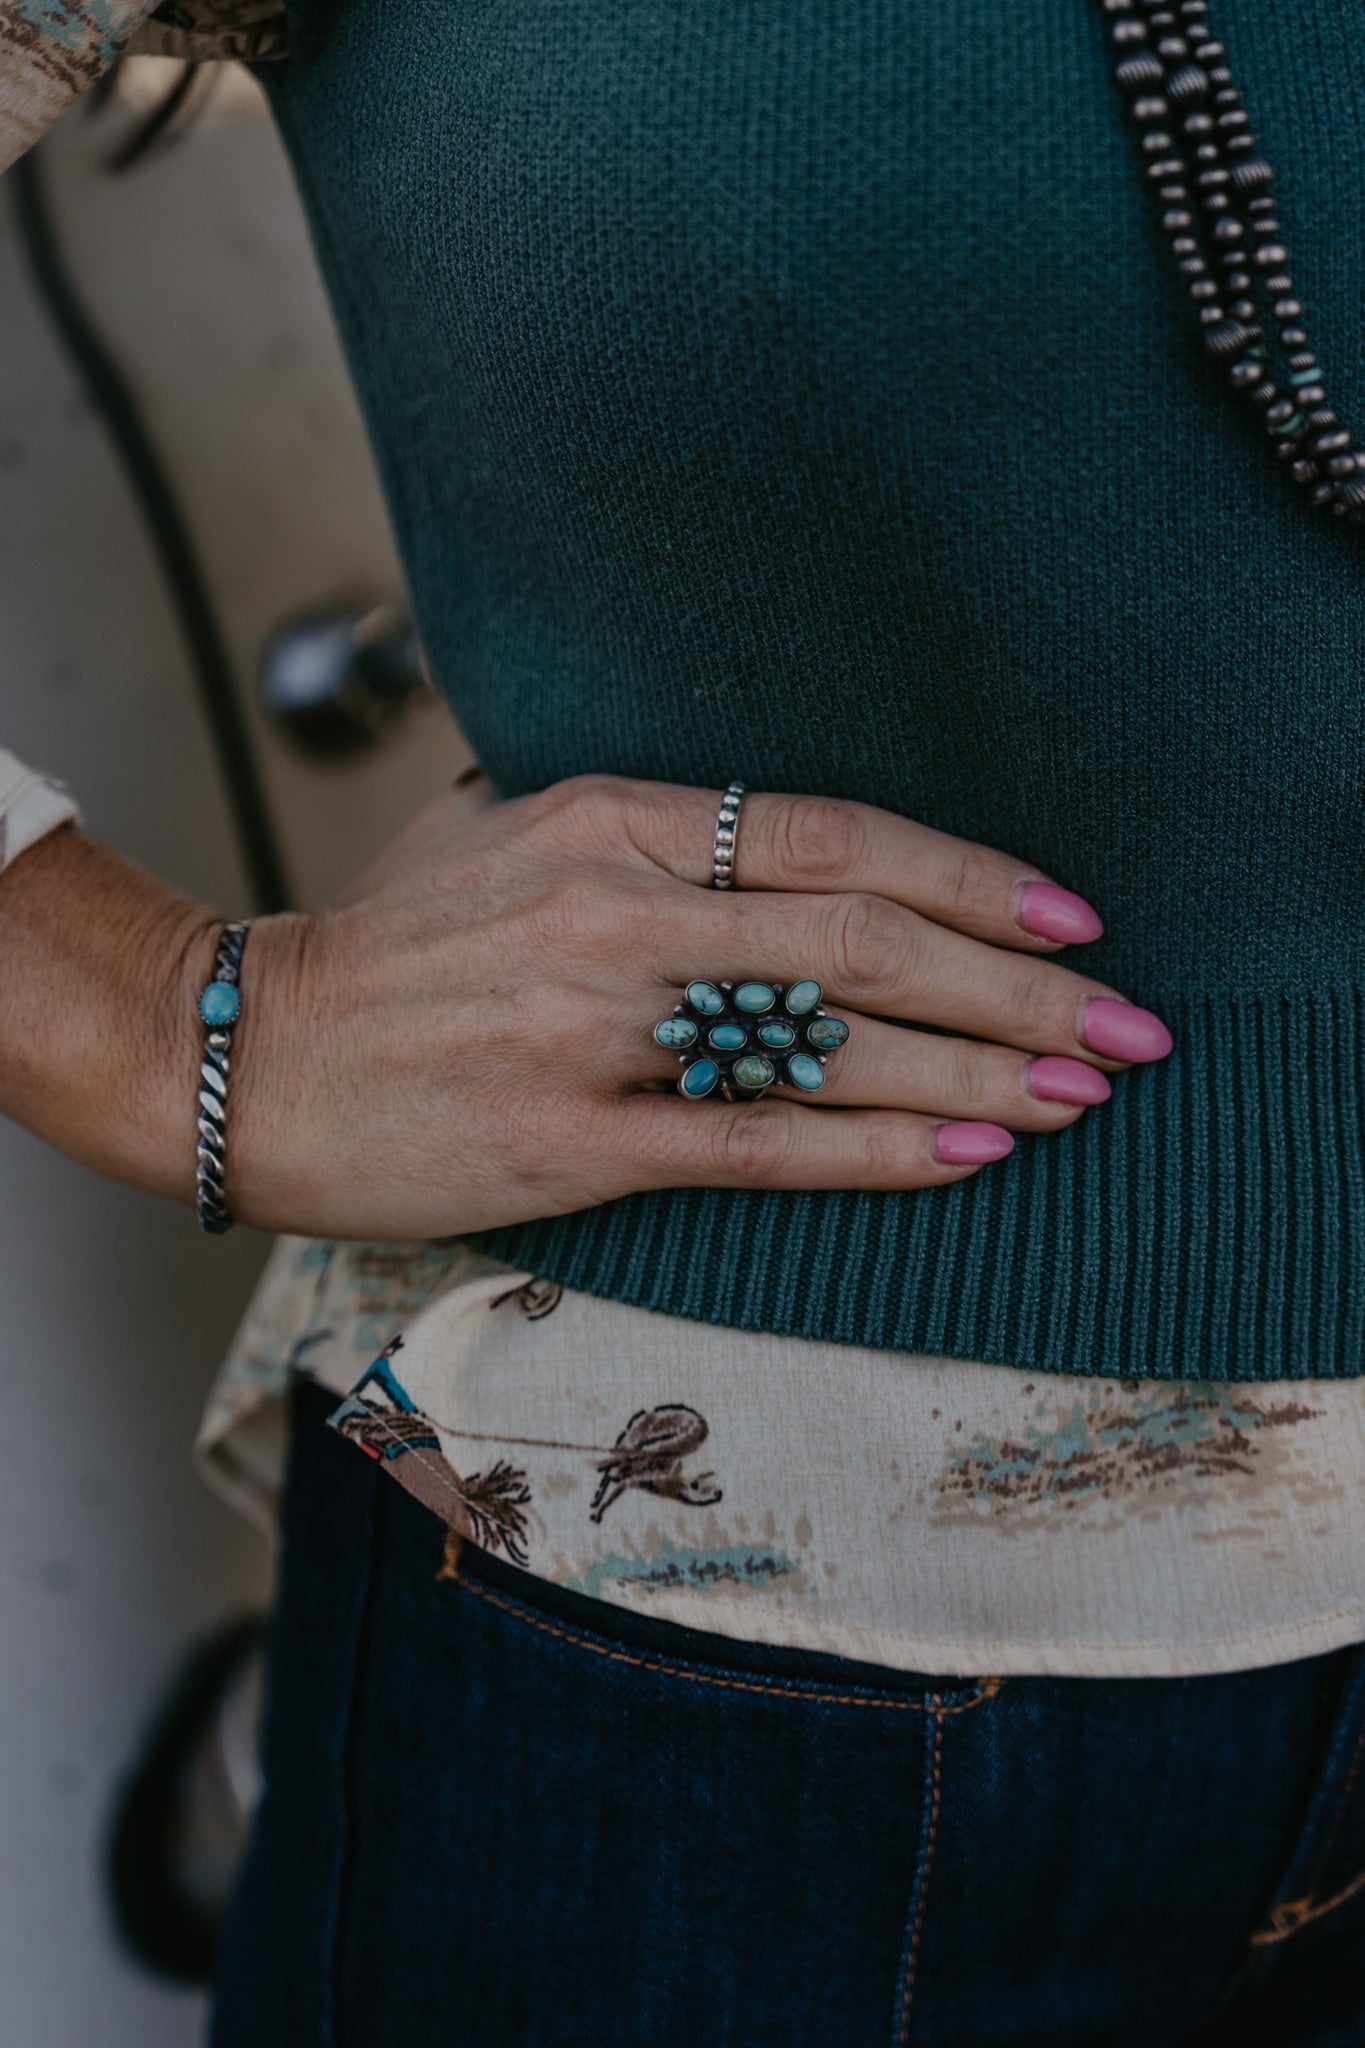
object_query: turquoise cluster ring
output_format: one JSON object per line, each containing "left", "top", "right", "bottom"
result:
{"left": 654, "top": 978, "right": 851, "bottom": 1100}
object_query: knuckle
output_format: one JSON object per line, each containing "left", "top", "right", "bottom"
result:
{"left": 560, "top": 770, "right": 624, "bottom": 812}
{"left": 859, "top": 1117, "right": 909, "bottom": 1185}
{"left": 999, "top": 966, "right": 1056, "bottom": 1043}
{"left": 523, "top": 862, "right": 666, "bottom": 963}
{"left": 826, "top": 891, "right": 904, "bottom": 1003}
{"left": 939, "top": 845, "right": 994, "bottom": 925}
{"left": 769, "top": 793, "right": 863, "bottom": 884}
{"left": 941, "top": 1035, "right": 992, "bottom": 1105}
{"left": 535, "top": 772, "right": 632, "bottom": 843}
{"left": 707, "top": 1106, "right": 787, "bottom": 1184}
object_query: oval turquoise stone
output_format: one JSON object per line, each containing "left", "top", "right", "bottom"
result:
{"left": 685, "top": 980, "right": 725, "bottom": 1016}
{"left": 680, "top": 1058, "right": 720, "bottom": 1098}
{"left": 784, "top": 978, "right": 822, "bottom": 1015}
{"left": 708, "top": 1022, "right": 748, "bottom": 1051}
{"left": 199, "top": 980, "right": 242, "bottom": 1026}
{"left": 733, "top": 982, "right": 775, "bottom": 1013}
{"left": 806, "top": 1016, "right": 849, "bottom": 1051}
{"left": 757, "top": 1020, "right": 796, "bottom": 1049}
{"left": 654, "top": 1017, "right": 697, "bottom": 1049}
{"left": 787, "top": 1053, "right": 826, "bottom": 1091}
{"left": 732, "top": 1054, "right": 776, "bottom": 1090}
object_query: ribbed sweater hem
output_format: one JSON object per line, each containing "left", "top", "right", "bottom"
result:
{"left": 468, "top": 984, "right": 1365, "bottom": 1381}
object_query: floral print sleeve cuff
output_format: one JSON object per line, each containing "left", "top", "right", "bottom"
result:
{"left": 0, "top": 0, "right": 287, "bottom": 175}
{"left": 0, "top": 745, "right": 78, "bottom": 875}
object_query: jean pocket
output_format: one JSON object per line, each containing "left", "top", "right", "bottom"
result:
{"left": 338, "top": 1477, "right": 1003, "bottom": 2048}
{"left": 440, "top": 1521, "right": 1003, "bottom": 1715}
{"left": 1245, "top": 1642, "right": 1365, "bottom": 1955}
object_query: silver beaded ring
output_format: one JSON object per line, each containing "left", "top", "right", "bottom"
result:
{"left": 711, "top": 780, "right": 746, "bottom": 889}
{"left": 196, "top": 920, "right": 251, "bottom": 1235}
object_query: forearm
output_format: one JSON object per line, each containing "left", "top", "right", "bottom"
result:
{"left": 0, "top": 825, "right": 221, "bottom": 1205}
{"left": 0, "top": 770, "right": 1150, "bottom": 1248}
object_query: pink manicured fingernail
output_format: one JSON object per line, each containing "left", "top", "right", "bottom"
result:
{"left": 1081, "top": 997, "right": 1174, "bottom": 1063}
{"left": 934, "top": 1121, "right": 1016, "bottom": 1166}
{"left": 1017, "top": 881, "right": 1105, "bottom": 945}
{"left": 1028, "top": 1056, "right": 1113, "bottom": 1106}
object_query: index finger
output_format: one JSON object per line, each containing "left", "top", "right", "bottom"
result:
{"left": 621, "top": 782, "right": 1105, "bottom": 955}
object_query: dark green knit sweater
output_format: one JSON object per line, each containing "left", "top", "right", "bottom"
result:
{"left": 268, "top": 0, "right": 1365, "bottom": 1379}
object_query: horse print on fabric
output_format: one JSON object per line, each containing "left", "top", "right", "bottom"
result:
{"left": 490, "top": 1276, "right": 564, "bottom": 1320}
{"left": 590, "top": 1406, "right": 724, "bottom": 1523}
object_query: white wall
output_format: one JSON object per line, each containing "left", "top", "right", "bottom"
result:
{"left": 0, "top": 67, "right": 465, "bottom": 2046}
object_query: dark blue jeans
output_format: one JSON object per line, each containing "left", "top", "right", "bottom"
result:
{"left": 213, "top": 1379, "right": 1365, "bottom": 2046}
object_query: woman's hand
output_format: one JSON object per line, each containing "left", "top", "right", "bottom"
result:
{"left": 230, "top": 774, "right": 1171, "bottom": 1239}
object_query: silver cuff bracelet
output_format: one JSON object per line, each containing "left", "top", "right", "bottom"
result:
{"left": 195, "top": 919, "right": 251, "bottom": 1235}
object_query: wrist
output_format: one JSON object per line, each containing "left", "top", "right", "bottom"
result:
{"left": 0, "top": 827, "right": 220, "bottom": 1199}
{"left": 138, "top": 905, "right": 223, "bottom": 1205}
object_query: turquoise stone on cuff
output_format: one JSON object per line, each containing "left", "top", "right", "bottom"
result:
{"left": 757, "top": 1020, "right": 796, "bottom": 1049}
{"left": 199, "top": 980, "right": 241, "bottom": 1026}
{"left": 708, "top": 1022, "right": 748, "bottom": 1051}
{"left": 734, "top": 982, "right": 776, "bottom": 1013}
{"left": 787, "top": 1053, "right": 826, "bottom": 1091}
{"left": 784, "top": 979, "right": 822, "bottom": 1015}
{"left": 732, "top": 1054, "right": 776, "bottom": 1090}
{"left": 806, "top": 1016, "right": 849, "bottom": 1051}
{"left": 685, "top": 980, "right": 725, "bottom": 1016}
{"left": 655, "top": 1017, "right": 697, "bottom": 1049}
{"left": 680, "top": 1058, "right": 720, "bottom": 1098}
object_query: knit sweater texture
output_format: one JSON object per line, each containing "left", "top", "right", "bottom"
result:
{"left": 267, "top": 0, "right": 1365, "bottom": 1379}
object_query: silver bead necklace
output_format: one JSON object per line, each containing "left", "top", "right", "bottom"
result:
{"left": 1102, "top": 0, "right": 1365, "bottom": 519}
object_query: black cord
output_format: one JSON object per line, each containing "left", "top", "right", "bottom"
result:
{"left": 9, "top": 143, "right": 291, "bottom": 914}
